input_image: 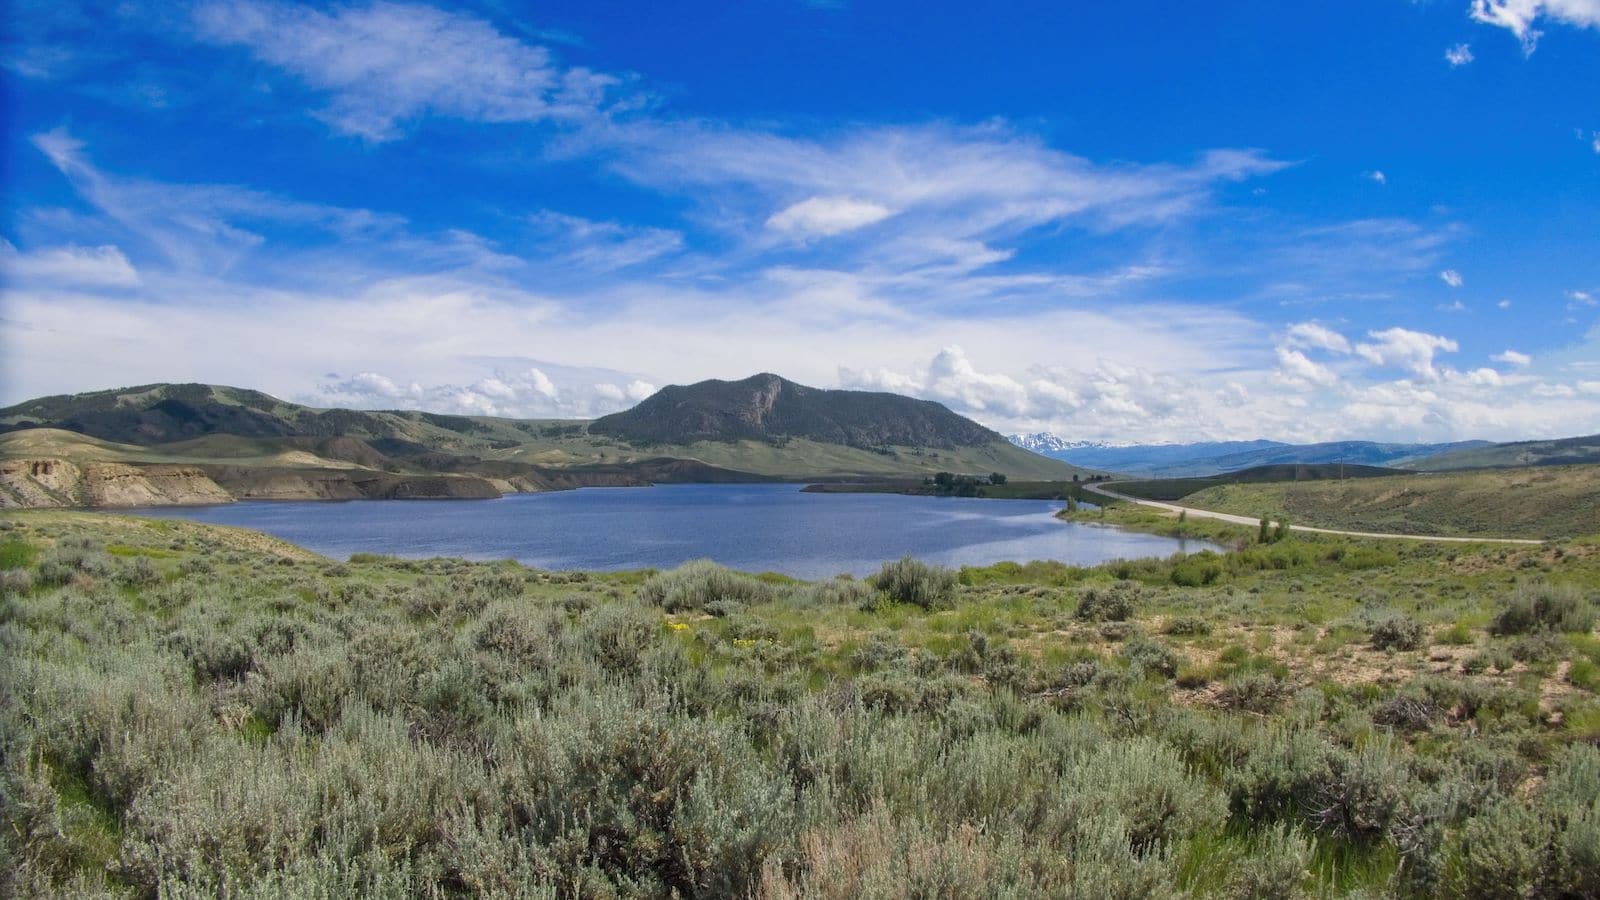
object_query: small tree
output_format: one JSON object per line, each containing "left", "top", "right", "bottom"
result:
{"left": 989, "top": 472, "right": 1007, "bottom": 485}
{"left": 1259, "top": 516, "right": 1271, "bottom": 544}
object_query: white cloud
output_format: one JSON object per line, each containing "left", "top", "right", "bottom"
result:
{"left": 1498, "top": 299, "right": 1513, "bottom": 309}
{"left": 1445, "top": 43, "right": 1476, "bottom": 65}
{"left": 315, "top": 365, "right": 650, "bottom": 418}
{"left": 1571, "top": 290, "right": 1597, "bottom": 307}
{"left": 1355, "top": 327, "right": 1460, "bottom": 379}
{"left": 0, "top": 241, "right": 140, "bottom": 287}
{"left": 1367, "top": 170, "right": 1387, "bottom": 184}
{"left": 766, "top": 196, "right": 893, "bottom": 238}
{"left": 1592, "top": 131, "right": 1600, "bottom": 154}
{"left": 1285, "top": 321, "right": 1352, "bottom": 354}
{"left": 192, "top": 0, "right": 621, "bottom": 140}
{"left": 30, "top": 127, "right": 405, "bottom": 273}
{"left": 1440, "top": 269, "right": 1464, "bottom": 287}
{"left": 1470, "top": 0, "right": 1600, "bottom": 52}
{"left": 596, "top": 120, "right": 1289, "bottom": 269}
{"left": 1492, "top": 349, "right": 1533, "bottom": 366}
{"left": 526, "top": 211, "right": 684, "bottom": 269}
{"left": 1275, "top": 347, "right": 1338, "bottom": 388}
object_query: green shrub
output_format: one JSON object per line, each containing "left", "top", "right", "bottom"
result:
{"left": 1444, "top": 799, "right": 1551, "bottom": 898}
{"left": 1435, "top": 621, "right": 1475, "bottom": 646}
{"left": 1368, "top": 614, "right": 1424, "bottom": 651}
{"left": 638, "top": 560, "right": 778, "bottom": 612}
{"left": 1121, "top": 637, "right": 1181, "bottom": 679}
{"left": 798, "top": 576, "right": 877, "bottom": 608}
{"left": 867, "top": 557, "right": 957, "bottom": 609}
{"left": 1075, "top": 581, "right": 1140, "bottom": 622}
{"left": 1227, "top": 823, "right": 1314, "bottom": 899}
{"left": 1164, "top": 615, "right": 1212, "bottom": 636}
{"left": 1492, "top": 581, "right": 1596, "bottom": 635}
{"left": 1171, "top": 552, "right": 1224, "bottom": 587}
{"left": 1218, "top": 673, "right": 1291, "bottom": 714}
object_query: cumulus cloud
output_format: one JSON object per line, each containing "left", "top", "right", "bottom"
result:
{"left": 1445, "top": 43, "right": 1475, "bottom": 65}
{"left": 1355, "top": 327, "right": 1460, "bottom": 379}
{"left": 1492, "top": 349, "right": 1533, "bottom": 366}
{"left": 314, "top": 365, "right": 655, "bottom": 418}
{"left": 1470, "top": 0, "right": 1600, "bottom": 52}
{"left": 1367, "top": 170, "right": 1387, "bottom": 184}
{"left": 1439, "top": 269, "right": 1464, "bottom": 288}
{"left": 1275, "top": 347, "right": 1339, "bottom": 388}
{"left": 192, "top": 0, "right": 622, "bottom": 140}
{"left": 1284, "top": 321, "right": 1353, "bottom": 354}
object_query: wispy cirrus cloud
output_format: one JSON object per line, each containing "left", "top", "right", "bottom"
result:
{"left": 191, "top": 0, "right": 629, "bottom": 140}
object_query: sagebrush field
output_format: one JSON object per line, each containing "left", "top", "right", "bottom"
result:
{"left": 2, "top": 510, "right": 1598, "bottom": 898}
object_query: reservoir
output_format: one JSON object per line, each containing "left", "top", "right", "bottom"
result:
{"left": 131, "top": 483, "right": 1221, "bottom": 579}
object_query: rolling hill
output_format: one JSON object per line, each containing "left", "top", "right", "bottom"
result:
{"left": 1009, "top": 433, "right": 1488, "bottom": 477}
{"left": 0, "top": 378, "right": 1084, "bottom": 508}
{"left": 1402, "top": 433, "right": 1600, "bottom": 471}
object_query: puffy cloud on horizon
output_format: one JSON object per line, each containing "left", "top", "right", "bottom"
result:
{"left": 313, "top": 366, "right": 656, "bottom": 418}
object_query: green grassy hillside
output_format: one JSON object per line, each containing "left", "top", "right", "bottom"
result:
{"left": 1405, "top": 433, "right": 1600, "bottom": 471}
{"left": 1180, "top": 465, "right": 1600, "bottom": 539}
{"left": 1, "top": 382, "right": 1088, "bottom": 500}
{"left": 1109, "top": 464, "right": 1402, "bottom": 502}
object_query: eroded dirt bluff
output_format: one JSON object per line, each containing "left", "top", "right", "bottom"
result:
{"left": 1, "top": 459, "right": 235, "bottom": 508}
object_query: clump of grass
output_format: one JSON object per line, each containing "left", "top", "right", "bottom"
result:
{"left": 1435, "top": 621, "right": 1475, "bottom": 646}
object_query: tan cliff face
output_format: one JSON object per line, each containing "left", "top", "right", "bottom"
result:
{"left": 1, "top": 459, "right": 235, "bottom": 509}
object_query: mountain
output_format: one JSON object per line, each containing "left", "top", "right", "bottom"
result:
{"left": 591, "top": 373, "right": 1000, "bottom": 448}
{"left": 1008, "top": 432, "right": 1488, "bottom": 478}
{"left": 0, "top": 379, "right": 1084, "bottom": 508}
{"left": 1008, "top": 433, "right": 1121, "bottom": 455}
{"left": 1403, "top": 433, "right": 1600, "bottom": 471}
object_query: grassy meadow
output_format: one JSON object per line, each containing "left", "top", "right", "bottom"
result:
{"left": 1178, "top": 465, "right": 1600, "bottom": 540}
{"left": 2, "top": 509, "right": 1599, "bottom": 897}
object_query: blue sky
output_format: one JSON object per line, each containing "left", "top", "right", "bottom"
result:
{"left": 2, "top": 0, "right": 1598, "bottom": 442}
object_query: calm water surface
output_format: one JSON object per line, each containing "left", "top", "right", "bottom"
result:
{"left": 132, "top": 483, "right": 1220, "bottom": 579}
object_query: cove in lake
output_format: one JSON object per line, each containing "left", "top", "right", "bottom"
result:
{"left": 131, "top": 483, "right": 1221, "bottom": 580}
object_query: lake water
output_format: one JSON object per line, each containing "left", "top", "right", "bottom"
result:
{"left": 131, "top": 483, "right": 1219, "bottom": 579}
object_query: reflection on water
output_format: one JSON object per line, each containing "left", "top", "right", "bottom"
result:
{"left": 131, "top": 483, "right": 1223, "bottom": 579}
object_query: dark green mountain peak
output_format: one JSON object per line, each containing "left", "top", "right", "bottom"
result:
{"left": 588, "top": 373, "right": 1001, "bottom": 449}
